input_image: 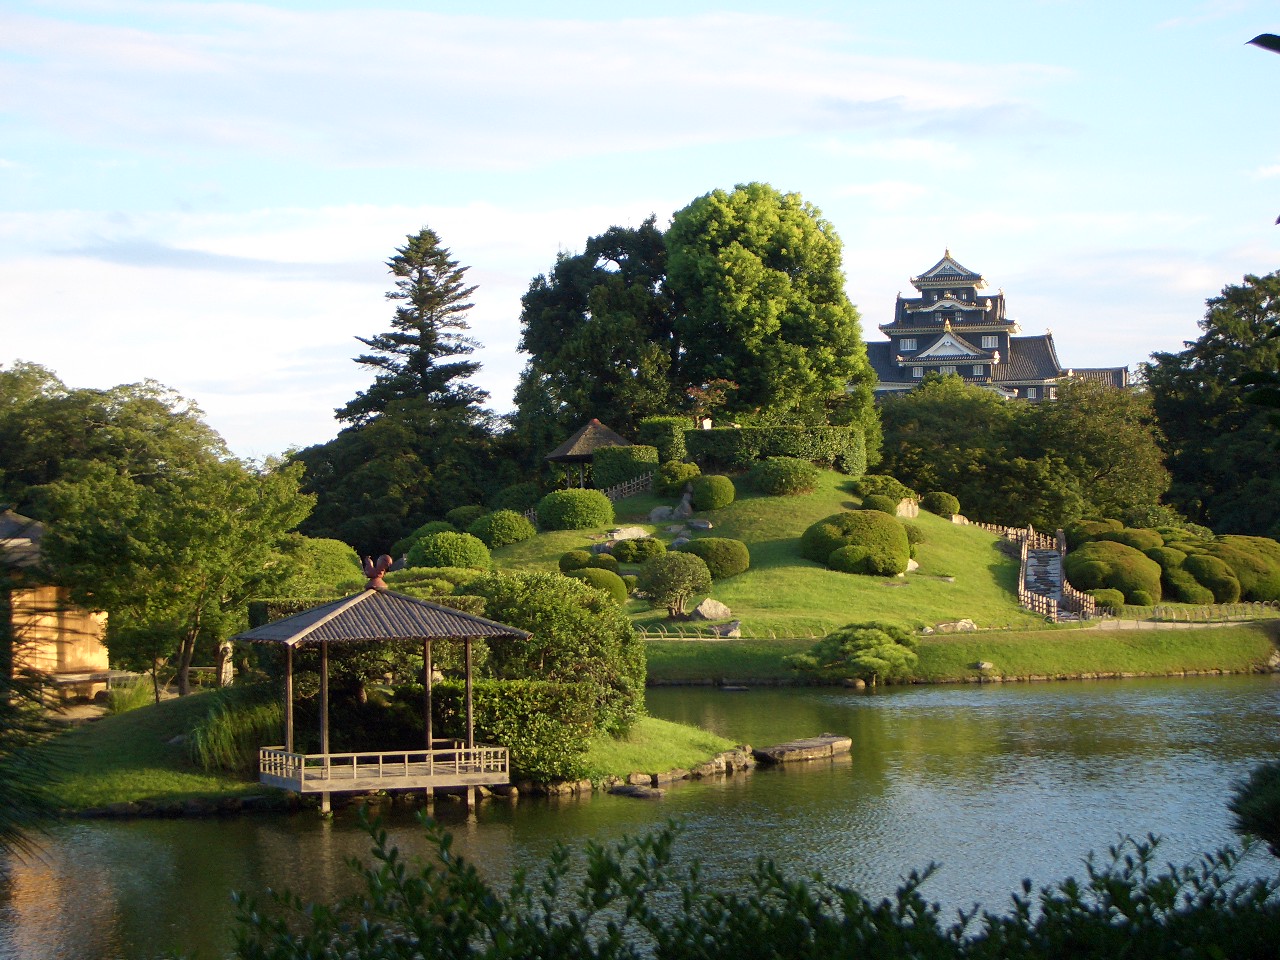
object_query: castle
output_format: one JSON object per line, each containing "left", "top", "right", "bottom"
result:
{"left": 865, "top": 252, "right": 1127, "bottom": 400}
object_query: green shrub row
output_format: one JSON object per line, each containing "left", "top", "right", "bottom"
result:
{"left": 684, "top": 425, "right": 866, "bottom": 474}
{"left": 862, "top": 493, "right": 899, "bottom": 516}
{"left": 446, "top": 505, "right": 487, "bottom": 529}
{"left": 636, "top": 416, "right": 689, "bottom": 462}
{"left": 800, "top": 510, "right": 910, "bottom": 576}
{"left": 747, "top": 456, "right": 819, "bottom": 496}
{"left": 592, "top": 445, "right": 659, "bottom": 489}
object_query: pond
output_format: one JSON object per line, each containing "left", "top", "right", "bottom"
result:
{"left": 2, "top": 675, "right": 1279, "bottom": 960}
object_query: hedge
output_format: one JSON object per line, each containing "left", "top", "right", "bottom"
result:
{"left": 748, "top": 456, "right": 819, "bottom": 496}
{"left": 612, "top": 537, "right": 666, "bottom": 564}
{"left": 386, "top": 566, "right": 488, "bottom": 592}
{"left": 676, "top": 537, "right": 750, "bottom": 579}
{"left": 920, "top": 491, "right": 960, "bottom": 517}
{"left": 566, "top": 567, "right": 629, "bottom": 603}
{"left": 690, "top": 474, "right": 735, "bottom": 511}
{"left": 684, "top": 425, "right": 865, "bottom": 475}
{"left": 1063, "top": 540, "right": 1162, "bottom": 604}
{"left": 592, "top": 445, "right": 659, "bottom": 489}
{"left": 1188, "top": 536, "right": 1280, "bottom": 601}
{"left": 636, "top": 416, "right": 689, "bottom": 462}
{"left": 853, "top": 474, "right": 918, "bottom": 503}
{"left": 1182, "top": 553, "right": 1242, "bottom": 603}
{"left": 467, "top": 509, "right": 537, "bottom": 548}
{"left": 1088, "top": 588, "right": 1126, "bottom": 614}
{"left": 800, "top": 510, "right": 910, "bottom": 576}
{"left": 862, "top": 493, "right": 898, "bottom": 516}
{"left": 406, "top": 532, "right": 492, "bottom": 570}
{"left": 537, "top": 489, "right": 614, "bottom": 530}
{"left": 656, "top": 460, "right": 701, "bottom": 497}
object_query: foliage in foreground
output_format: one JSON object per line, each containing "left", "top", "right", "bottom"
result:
{"left": 1230, "top": 760, "right": 1280, "bottom": 858}
{"left": 233, "top": 818, "right": 1280, "bottom": 960}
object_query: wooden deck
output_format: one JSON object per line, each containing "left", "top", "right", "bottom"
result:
{"left": 259, "top": 740, "right": 509, "bottom": 794}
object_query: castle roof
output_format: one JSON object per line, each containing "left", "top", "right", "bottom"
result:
{"left": 911, "top": 250, "right": 986, "bottom": 290}
{"left": 992, "top": 335, "right": 1063, "bottom": 383}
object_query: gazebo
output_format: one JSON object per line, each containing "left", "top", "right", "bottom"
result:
{"left": 545, "top": 418, "right": 632, "bottom": 488}
{"left": 233, "top": 569, "right": 530, "bottom": 813}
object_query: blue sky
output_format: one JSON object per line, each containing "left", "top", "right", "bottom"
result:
{"left": 3, "top": 1, "right": 1278, "bottom": 459}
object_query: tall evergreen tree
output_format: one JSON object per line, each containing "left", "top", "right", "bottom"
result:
{"left": 338, "top": 228, "right": 487, "bottom": 424}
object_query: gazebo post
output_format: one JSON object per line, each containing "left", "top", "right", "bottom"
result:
{"left": 320, "top": 638, "right": 330, "bottom": 815}
{"left": 423, "top": 637, "right": 433, "bottom": 806}
{"left": 284, "top": 645, "right": 294, "bottom": 754}
{"left": 465, "top": 636, "right": 475, "bottom": 811}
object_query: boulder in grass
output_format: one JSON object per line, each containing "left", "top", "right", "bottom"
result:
{"left": 692, "top": 598, "right": 733, "bottom": 620}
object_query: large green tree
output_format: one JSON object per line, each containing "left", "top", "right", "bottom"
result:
{"left": 666, "top": 182, "right": 879, "bottom": 448}
{"left": 1144, "top": 271, "right": 1280, "bottom": 536}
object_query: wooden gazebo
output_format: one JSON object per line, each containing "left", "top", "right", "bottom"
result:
{"left": 545, "top": 418, "right": 631, "bottom": 488}
{"left": 233, "top": 578, "right": 529, "bottom": 813}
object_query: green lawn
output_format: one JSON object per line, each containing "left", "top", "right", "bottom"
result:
{"left": 494, "top": 470, "right": 1046, "bottom": 635}
{"left": 582, "top": 716, "right": 735, "bottom": 779}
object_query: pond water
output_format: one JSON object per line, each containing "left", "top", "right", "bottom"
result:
{"left": 3, "top": 675, "right": 1279, "bottom": 960}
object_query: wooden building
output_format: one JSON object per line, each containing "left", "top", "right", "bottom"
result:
{"left": 866, "top": 251, "right": 1128, "bottom": 400}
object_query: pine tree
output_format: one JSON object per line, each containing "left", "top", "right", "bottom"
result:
{"left": 338, "top": 228, "right": 488, "bottom": 424}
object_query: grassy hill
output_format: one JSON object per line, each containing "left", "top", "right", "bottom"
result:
{"left": 493, "top": 470, "right": 1047, "bottom": 636}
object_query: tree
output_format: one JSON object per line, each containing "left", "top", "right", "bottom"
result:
{"left": 38, "top": 458, "right": 314, "bottom": 696}
{"left": 666, "top": 182, "right": 879, "bottom": 450}
{"left": 785, "top": 621, "right": 919, "bottom": 686}
{"left": 1144, "top": 271, "right": 1280, "bottom": 536}
{"left": 636, "top": 552, "right": 712, "bottom": 618}
{"left": 338, "top": 228, "right": 487, "bottom": 425}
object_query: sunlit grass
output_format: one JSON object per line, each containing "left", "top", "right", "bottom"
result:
{"left": 583, "top": 716, "right": 735, "bottom": 780}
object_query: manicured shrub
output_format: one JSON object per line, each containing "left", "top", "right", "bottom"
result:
{"left": 685, "top": 425, "right": 864, "bottom": 474}
{"left": 621, "top": 574, "right": 638, "bottom": 595}
{"left": 1064, "top": 518, "right": 1124, "bottom": 550}
{"left": 1097, "top": 527, "right": 1165, "bottom": 552}
{"left": 748, "top": 457, "right": 819, "bottom": 496}
{"left": 1064, "top": 540, "right": 1162, "bottom": 604}
{"left": 446, "top": 505, "right": 487, "bottom": 529}
{"left": 902, "top": 522, "right": 925, "bottom": 550}
{"left": 406, "top": 531, "right": 491, "bottom": 570}
{"left": 386, "top": 566, "right": 487, "bottom": 593}
{"left": 592, "top": 445, "right": 659, "bottom": 489}
{"left": 587, "top": 552, "right": 620, "bottom": 573}
{"left": 1189, "top": 536, "right": 1280, "bottom": 601}
{"left": 677, "top": 537, "right": 750, "bottom": 579}
{"left": 800, "top": 510, "right": 910, "bottom": 576}
{"left": 785, "top": 621, "right": 918, "bottom": 684}
{"left": 852, "top": 474, "right": 917, "bottom": 503}
{"left": 1183, "top": 553, "right": 1242, "bottom": 603}
{"left": 566, "top": 567, "right": 628, "bottom": 603}
{"left": 636, "top": 416, "right": 689, "bottom": 462}
{"left": 612, "top": 537, "right": 666, "bottom": 564}
{"left": 656, "top": 460, "right": 701, "bottom": 497}
{"left": 1144, "top": 545, "right": 1188, "bottom": 570}
{"left": 690, "top": 474, "right": 735, "bottom": 511}
{"left": 391, "top": 519, "right": 456, "bottom": 558}
{"left": 558, "top": 549, "right": 594, "bottom": 573}
{"left": 537, "top": 489, "right": 614, "bottom": 530}
{"left": 862, "top": 493, "right": 898, "bottom": 516}
{"left": 920, "top": 491, "right": 960, "bottom": 517}
{"left": 1088, "top": 588, "right": 1126, "bottom": 613}
{"left": 1163, "top": 567, "right": 1216, "bottom": 604}
{"left": 490, "top": 481, "right": 542, "bottom": 513}
{"left": 637, "top": 552, "right": 712, "bottom": 617}
{"left": 467, "top": 509, "right": 536, "bottom": 548}
{"left": 1129, "top": 590, "right": 1156, "bottom": 607}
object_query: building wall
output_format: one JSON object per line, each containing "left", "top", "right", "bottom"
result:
{"left": 10, "top": 585, "right": 109, "bottom": 676}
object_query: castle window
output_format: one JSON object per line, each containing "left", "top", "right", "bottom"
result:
{"left": 972, "top": 365, "right": 984, "bottom": 376}
{"left": 981, "top": 335, "right": 998, "bottom": 348}
{"left": 1027, "top": 387, "right": 1038, "bottom": 399}
{"left": 1048, "top": 386, "right": 1057, "bottom": 400}
{"left": 912, "top": 367, "right": 923, "bottom": 379}
{"left": 900, "top": 337, "right": 917, "bottom": 351}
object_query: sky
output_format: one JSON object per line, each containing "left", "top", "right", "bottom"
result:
{"left": 3, "top": 1, "right": 1279, "bottom": 460}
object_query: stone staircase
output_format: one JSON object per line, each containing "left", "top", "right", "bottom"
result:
{"left": 1025, "top": 548, "right": 1083, "bottom": 621}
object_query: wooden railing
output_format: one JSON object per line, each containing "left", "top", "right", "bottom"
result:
{"left": 978, "top": 523, "right": 1095, "bottom": 622}
{"left": 259, "top": 741, "right": 508, "bottom": 791}
{"left": 522, "top": 472, "right": 656, "bottom": 525}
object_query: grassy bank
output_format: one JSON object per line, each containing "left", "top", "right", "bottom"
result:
{"left": 646, "top": 621, "right": 1280, "bottom": 685}
{"left": 583, "top": 717, "right": 735, "bottom": 779}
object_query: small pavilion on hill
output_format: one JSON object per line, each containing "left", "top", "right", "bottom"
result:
{"left": 865, "top": 251, "right": 1129, "bottom": 401}
{"left": 545, "top": 418, "right": 631, "bottom": 487}
{"left": 233, "top": 570, "right": 530, "bottom": 813}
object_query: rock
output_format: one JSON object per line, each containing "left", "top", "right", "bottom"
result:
{"left": 609, "top": 784, "right": 665, "bottom": 800}
{"left": 919, "top": 626, "right": 935, "bottom": 635}
{"left": 106, "top": 801, "right": 141, "bottom": 818}
{"left": 895, "top": 499, "right": 920, "bottom": 518}
{"left": 935, "top": 618, "right": 977, "bottom": 634}
{"left": 906, "top": 558, "right": 919, "bottom": 572}
{"left": 167, "top": 734, "right": 187, "bottom": 747}
{"left": 673, "top": 500, "right": 694, "bottom": 520}
{"left": 666, "top": 524, "right": 688, "bottom": 534}
{"left": 842, "top": 678, "right": 866, "bottom": 689}
{"left": 688, "top": 519, "right": 714, "bottom": 531}
{"left": 753, "top": 734, "right": 853, "bottom": 765}
{"left": 671, "top": 536, "right": 691, "bottom": 549}
{"left": 692, "top": 598, "right": 733, "bottom": 621}
{"left": 972, "top": 661, "right": 995, "bottom": 671}
{"left": 610, "top": 526, "right": 649, "bottom": 541}
{"left": 951, "top": 514, "right": 970, "bottom": 524}
{"left": 626, "top": 771, "right": 654, "bottom": 787}
{"left": 718, "top": 748, "right": 756, "bottom": 773}
{"left": 649, "top": 506, "right": 675, "bottom": 522}
{"left": 654, "top": 769, "right": 688, "bottom": 784}
{"left": 489, "top": 783, "right": 519, "bottom": 799}
{"left": 182, "top": 798, "right": 217, "bottom": 817}
{"left": 709, "top": 620, "right": 741, "bottom": 638}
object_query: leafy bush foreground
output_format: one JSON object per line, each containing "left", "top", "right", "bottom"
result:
{"left": 233, "top": 818, "right": 1280, "bottom": 960}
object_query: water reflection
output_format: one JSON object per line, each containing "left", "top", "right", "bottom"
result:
{"left": 1, "top": 676, "right": 1278, "bottom": 960}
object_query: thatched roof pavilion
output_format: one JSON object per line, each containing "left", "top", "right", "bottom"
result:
{"left": 545, "top": 419, "right": 631, "bottom": 487}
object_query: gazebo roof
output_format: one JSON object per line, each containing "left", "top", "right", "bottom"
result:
{"left": 232, "top": 588, "right": 530, "bottom": 647}
{"left": 545, "top": 418, "right": 631, "bottom": 463}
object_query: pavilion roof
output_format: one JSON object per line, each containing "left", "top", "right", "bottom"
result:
{"left": 232, "top": 588, "right": 530, "bottom": 647}
{"left": 545, "top": 418, "right": 631, "bottom": 463}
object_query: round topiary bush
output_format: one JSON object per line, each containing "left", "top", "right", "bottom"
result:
{"left": 489, "top": 481, "right": 542, "bottom": 513}
{"left": 536, "top": 489, "right": 615, "bottom": 531}
{"left": 613, "top": 537, "right": 666, "bottom": 564}
{"left": 1097, "top": 527, "right": 1165, "bottom": 553}
{"left": 902, "top": 521, "right": 925, "bottom": 546}
{"left": 799, "top": 510, "right": 910, "bottom": 576}
{"left": 467, "top": 509, "right": 537, "bottom": 548}
{"left": 621, "top": 574, "right": 638, "bottom": 595}
{"left": 446, "top": 505, "right": 488, "bottom": 529}
{"left": 1183, "top": 553, "right": 1242, "bottom": 603}
{"left": 853, "top": 475, "right": 917, "bottom": 503}
{"left": 587, "top": 552, "right": 620, "bottom": 574}
{"left": 748, "top": 457, "right": 819, "bottom": 496}
{"left": 1089, "top": 588, "right": 1126, "bottom": 613}
{"left": 690, "top": 474, "right": 735, "bottom": 511}
{"left": 676, "top": 537, "right": 750, "bottom": 579}
{"left": 656, "top": 460, "right": 701, "bottom": 498}
{"left": 565, "top": 567, "right": 628, "bottom": 603}
{"left": 558, "top": 550, "right": 593, "bottom": 573}
{"left": 1064, "top": 540, "right": 1162, "bottom": 604}
{"left": 1129, "top": 590, "right": 1156, "bottom": 607}
{"left": 1189, "top": 536, "right": 1280, "bottom": 601}
{"left": 920, "top": 491, "right": 960, "bottom": 517}
{"left": 1064, "top": 518, "right": 1124, "bottom": 550}
{"left": 406, "top": 531, "right": 491, "bottom": 570}
{"left": 862, "top": 493, "right": 898, "bottom": 516}
{"left": 1163, "top": 567, "right": 1216, "bottom": 604}
{"left": 391, "top": 519, "right": 457, "bottom": 557}
{"left": 637, "top": 552, "right": 712, "bottom": 617}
